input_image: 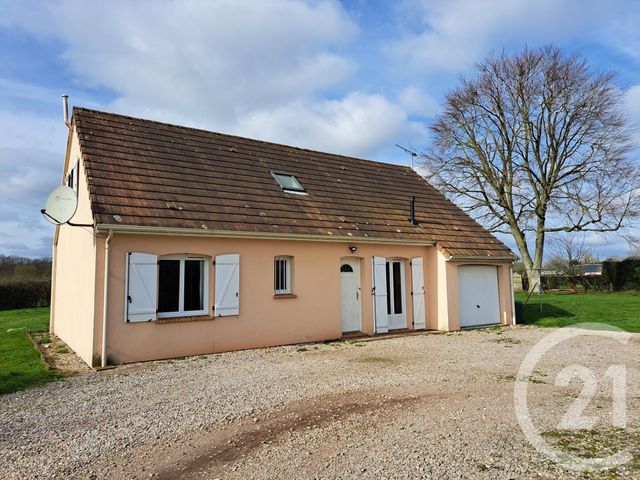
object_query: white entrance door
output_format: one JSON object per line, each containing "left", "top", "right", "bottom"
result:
{"left": 458, "top": 265, "right": 500, "bottom": 328}
{"left": 340, "top": 258, "right": 361, "bottom": 332}
{"left": 386, "top": 259, "right": 407, "bottom": 330}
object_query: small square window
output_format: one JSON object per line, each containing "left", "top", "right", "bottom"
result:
{"left": 271, "top": 171, "right": 306, "bottom": 194}
{"left": 274, "top": 256, "right": 292, "bottom": 294}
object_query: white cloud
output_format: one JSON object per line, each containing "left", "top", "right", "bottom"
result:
{"left": 624, "top": 85, "right": 640, "bottom": 150}
{"left": 599, "top": 9, "right": 640, "bottom": 63}
{"left": 9, "top": 2, "right": 362, "bottom": 130}
{"left": 397, "top": 86, "right": 440, "bottom": 116}
{"left": 0, "top": 111, "right": 65, "bottom": 257}
{"left": 3, "top": 0, "right": 420, "bottom": 158}
{"left": 59, "top": 0, "right": 359, "bottom": 121}
{"left": 240, "top": 92, "right": 408, "bottom": 156}
{"left": 626, "top": 85, "right": 640, "bottom": 117}
{"left": 388, "top": 0, "right": 616, "bottom": 72}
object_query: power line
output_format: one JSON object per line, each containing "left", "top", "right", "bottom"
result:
{"left": 0, "top": 194, "right": 43, "bottom": 210}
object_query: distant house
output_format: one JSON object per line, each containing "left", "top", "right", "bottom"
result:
{"left": 51, "top": 108, "right": 516, "bottom": 366}
{"left": 581, "top": 263, "right": 603, "bottom": 276}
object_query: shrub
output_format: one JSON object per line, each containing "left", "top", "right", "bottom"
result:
{"left": 602, "top": 259, "right": 640, "bottom": 291}
{"left": 0, "top": 280, "right": 51, "bottom": 311}
{"left": 523, "top": 274, "right": 606, "bottom": 292}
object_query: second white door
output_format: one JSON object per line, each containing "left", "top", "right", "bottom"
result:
{"left": 386, "top": 259, "right": 407, "bottom": 330}
{"left": 340, "top": 258, "right": 362, "bottom": 332}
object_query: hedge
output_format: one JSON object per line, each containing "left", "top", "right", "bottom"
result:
{"left": 523, "top": 274, "right": 606, "bottom": 292}
{"left": 521, "top": 258, "right": 640, "bottom": 292}
{"left": 601, "top": 258, "right": 640, "bottom": 291}
{"left": 0, "top": 280, "right": 51, "bottom": 311}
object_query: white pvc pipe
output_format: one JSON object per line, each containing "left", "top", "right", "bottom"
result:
{"left": 62, "top": 95, "right": 70, "bottom": 128}
{"left": 101, "top": 230, "right": 113, "bottom": 368}
{"left": 50, "top": 240, "right": 58, "bottom": 334}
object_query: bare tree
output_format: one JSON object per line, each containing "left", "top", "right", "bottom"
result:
{"left": 622, "top": 232, "right": 640, "bottom": 258}
{"left": 423, "top": 46, "right": 638, "bottom": 291}
{"left": 545, "top": 235, "right": 595, "bottom": 275}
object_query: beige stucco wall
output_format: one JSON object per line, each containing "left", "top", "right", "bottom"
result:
{"left": 83, "top": 232, "right": 516, "bottom": 365}
{"left": 96, "top": 236, "right": 433, "bottom": 364}
{"left": 51, "top": 127, "right": 98, "bottom": 365}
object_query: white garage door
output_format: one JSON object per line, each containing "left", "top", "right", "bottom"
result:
{"left": 458, "top": 265, "right": 500, "bottom": 328}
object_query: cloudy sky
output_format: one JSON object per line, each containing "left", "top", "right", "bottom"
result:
{"left": 1, "top": 0, "right": 639, "bottom": 259}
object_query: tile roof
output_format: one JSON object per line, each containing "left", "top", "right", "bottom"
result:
{"left": 74, "top": 107, "right": 513, "bottom": 258}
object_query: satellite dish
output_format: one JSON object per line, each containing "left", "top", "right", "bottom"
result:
{"left": 42, "top": 186, "right": 78, "bottom": 225}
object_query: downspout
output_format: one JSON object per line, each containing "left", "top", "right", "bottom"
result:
{"left": 50, "top": 233, "right": 58, "bottom": 334}
{"left": 510, "top": 265, "right": 516, "bottom": 325}
{"left": 101, "top": 230, "right": 113, "bottom": 368}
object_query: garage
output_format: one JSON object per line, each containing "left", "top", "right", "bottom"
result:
{"left": 458, "top": 265, "right": 500, "bottom": 328}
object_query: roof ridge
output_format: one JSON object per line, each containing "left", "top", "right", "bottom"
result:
{"left": 73, "top": 106, "right": 417, "bottom": 172}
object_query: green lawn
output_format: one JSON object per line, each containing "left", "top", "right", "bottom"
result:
{"left": 1, "top": 295, "right": 638, "bottom": 394}
{"left": 515, "top": 291, "right": 640, "bottom": 333}
{"left": 0, "top": 307, "right": 59, "bottom": 394}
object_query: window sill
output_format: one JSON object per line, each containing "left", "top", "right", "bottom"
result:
{"left": 273, "top": 293, "right": 297, "bottom": 299}
{"left": 156, "top": 315, "right": 216, "bottom": 325}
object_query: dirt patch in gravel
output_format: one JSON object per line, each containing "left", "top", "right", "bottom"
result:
{"left": 154, "top": 387, "right": 438, "bottom": 479}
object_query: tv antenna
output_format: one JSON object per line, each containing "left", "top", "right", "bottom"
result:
{"left": 395, "top": 144, "right": 418, "bottom": 170}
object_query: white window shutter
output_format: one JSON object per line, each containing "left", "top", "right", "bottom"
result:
{"left": 126, "top": 252, "right": 158, "bottom": 322}
{"left": 215, "top": 254, "right": 240, "bottom": 316}
{"left": 372, "top": 256, "right": 388, "bottom": 333}
{"left": 411, "top": 257, "right": 426, "bottom": 330}
{"left": 73, "top": 159, "right": 79, "bottom": 195}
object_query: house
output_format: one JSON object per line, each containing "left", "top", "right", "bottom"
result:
{"left": 581, "top": 263, "right": 603, "bottom": 276}
{"left": 50, "top": 107, "right": 516, "bottom": 367}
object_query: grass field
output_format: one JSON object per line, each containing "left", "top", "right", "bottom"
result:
{"left": 0, "top": 307, "right": 60, "bottom": 394}
{"left": 1, "top": 294, "right": 639, "bottom": 395}
{"left": 515, "top": 291, "right": 640, "bottom": 332}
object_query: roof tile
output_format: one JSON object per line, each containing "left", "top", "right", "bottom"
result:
{"left": 74, "top": 108, "right": 513, "bottom": 258}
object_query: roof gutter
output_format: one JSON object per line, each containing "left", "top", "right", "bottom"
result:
{"left": 447, "top": 254, "right": 515, "bottom": 262}
{"left": 95, "top": 223, "right": 436, "bottom": 246}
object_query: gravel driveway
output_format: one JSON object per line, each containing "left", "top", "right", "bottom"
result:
{"left": 1, "top": 326, "right": 638, "bottom": 479}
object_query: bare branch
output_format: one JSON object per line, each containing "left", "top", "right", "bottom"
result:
{"left": 421, "top": 45, "right": 639, "bottom": 291}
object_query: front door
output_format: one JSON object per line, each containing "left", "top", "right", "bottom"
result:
{"left": 340, "top": 258, "right": 361, "bottom": 332}
{"left": 386, "top": 259, "right": 407, "bottom": 330}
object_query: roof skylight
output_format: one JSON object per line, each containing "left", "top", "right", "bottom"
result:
{"left": 271, "top": 171, "right": 306, "bottom": 194}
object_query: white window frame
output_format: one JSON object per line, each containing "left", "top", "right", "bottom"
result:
{"left": 157, "top": 255, "right": 209, "bottom": 318}
{"left": 270, "top": 171, "right": 307, "bottom": 195}
{"left": 386, "top": 258, "right": 407, "bottom": 320}
{"left": 274, "top": 256, "right": 292, "bottom": 295}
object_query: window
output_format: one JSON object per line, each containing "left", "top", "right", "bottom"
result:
{"left": 385, "top": 260, "right": 403, "bottom": 315}
{"left": 157, "top": 256, "right": 208, "bottom": 317}
{"left": 274, "top": 256, "right": 292, "bottom": 294}
{"left": 66, "top": 159, "right": 79, "bottom": 195}
{"left": 271, "top": 171, "right": 306, "bottom": 194}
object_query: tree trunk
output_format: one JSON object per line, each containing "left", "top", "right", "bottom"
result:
{"left": 525, "top": 263, "right": 542, "bottom": 294}
{"left": 526, "top": 222, "right": 546, "bottom": 294}
{"left": 508, "top": 222, "right": 545, "bottom": 294}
